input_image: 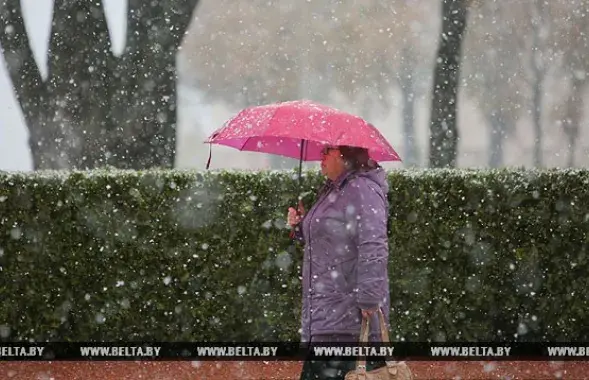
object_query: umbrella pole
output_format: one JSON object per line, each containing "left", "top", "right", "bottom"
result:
{"left": 297, "top": 139, "right": 305, "bottom": 191}
{"left": 290, "top": 139, "right": 306, "bottom": 242}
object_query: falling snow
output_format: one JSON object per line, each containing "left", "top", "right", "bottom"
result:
{"left": 0, "top": 0, "right": 588, "bottom": 378}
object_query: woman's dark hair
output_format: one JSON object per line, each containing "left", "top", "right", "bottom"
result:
{"left": 315, "top": 145, "right": 379, "bottom": 198}
{"left": 338, "top": 145, "right": 377, "bottom": 171}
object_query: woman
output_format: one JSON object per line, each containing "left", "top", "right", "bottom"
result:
{"left": 288, "top": 145, "right": 390, "bottom": 380}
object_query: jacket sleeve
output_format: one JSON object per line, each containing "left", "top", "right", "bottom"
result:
{"left": 346, "top": 180, "right": 389, "bottom": 310}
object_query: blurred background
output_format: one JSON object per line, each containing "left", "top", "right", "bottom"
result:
{"left": 1, "top": 0, "right": 587, "bottom": 172}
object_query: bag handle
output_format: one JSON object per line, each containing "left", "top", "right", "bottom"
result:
{"left": 359, "top": 307, "right": 390, "bottom": 344}
{"left": 355, "top": 308, "right": 400, "bottom": 377}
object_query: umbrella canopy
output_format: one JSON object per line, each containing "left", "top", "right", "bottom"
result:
{"left": 205, "top": 100, "right": 401, "bottom": 168}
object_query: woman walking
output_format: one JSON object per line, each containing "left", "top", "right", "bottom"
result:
{"left": 288, "top": 145, "right": 391, "bottom": 379}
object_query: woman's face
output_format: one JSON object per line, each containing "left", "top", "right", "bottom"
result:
{"left": 320, "top": 146, "right": 345, "bottom": 180}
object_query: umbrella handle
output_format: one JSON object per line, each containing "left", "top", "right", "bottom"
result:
{"left": 288, "top": 199, "right": 305, "bottom": 240}
{"left": 289, "top": 222, "right": 302, "bottom": 240}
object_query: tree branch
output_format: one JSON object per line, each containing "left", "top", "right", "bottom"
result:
{"left": 48, "top": 0, "right": 114, "bottom": 84}
{"left": 120, "top": 0, "right": 200, "bottom": 108}
{"left": 0, "top": 0, "right": 44, "bottom": 111}
{"left": 126, "top": 0, "right": 200, "bottom": 54}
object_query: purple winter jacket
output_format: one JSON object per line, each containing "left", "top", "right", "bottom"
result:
{"left": 293, "top": 166, "right": 391, "bottom": 343}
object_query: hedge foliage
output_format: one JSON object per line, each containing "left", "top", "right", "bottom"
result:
{"left": 0, "top": 168, "right": 588, "bottom": 342}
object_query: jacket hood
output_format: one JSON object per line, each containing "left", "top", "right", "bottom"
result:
{"left": 352, "top": 166, "right": 389, "bottom": 195}
{"left": 320, "top": 166, "right": 390, "bottom": 203}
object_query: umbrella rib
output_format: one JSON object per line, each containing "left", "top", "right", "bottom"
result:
{"left": 239, "top": 136, "right": 252, "bottom": 151}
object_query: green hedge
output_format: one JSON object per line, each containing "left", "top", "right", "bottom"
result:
{"left": 0, "top": 168, "right": 588, "bottom": 342}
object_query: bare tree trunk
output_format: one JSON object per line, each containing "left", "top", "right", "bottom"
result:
{"left": 487, "top": 111, "right": 506, "bottom": 168}
{"left": 45, "top": 0, "right": 115, "bottom": 169}
{"left": 530, "top": 74, "right": 544, "bottom": 168}
{"left": 428, "top": 0, "right": 469, "bottom": 168}
{"left": 562, "top": 78, "right": 585, "bottom": 167}
{"left": 399, "top": 74, "right": 419, "bottom": 167}
{"left": 397, "top": 47, "right": 419, "bottom": 167}
{"left": 528, "top": 0, "right": 550, "bottom": 168}
{"left": 566, "top": 126, "right": 577, "bottom": 168}
{"left": 0, "top": 0, "right": 199, "bottom": 170}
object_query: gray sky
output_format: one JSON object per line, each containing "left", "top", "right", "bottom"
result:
{"left": 0, "top": 0, "right": 126, "bottom": 171}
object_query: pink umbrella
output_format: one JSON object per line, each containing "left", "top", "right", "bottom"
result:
{"left": 204, "top": 100, "right": 401, "bottom": 176}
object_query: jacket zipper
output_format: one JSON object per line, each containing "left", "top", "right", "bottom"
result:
{"left": 304, "top": 187, "right": 333, "bottom": 341}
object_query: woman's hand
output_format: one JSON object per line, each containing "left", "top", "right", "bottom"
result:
{"left": 361, "top": 307, "right": 380, "bottom": 319}
{"left": 287, "top": 200, "right": 305, "bottom": 227}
